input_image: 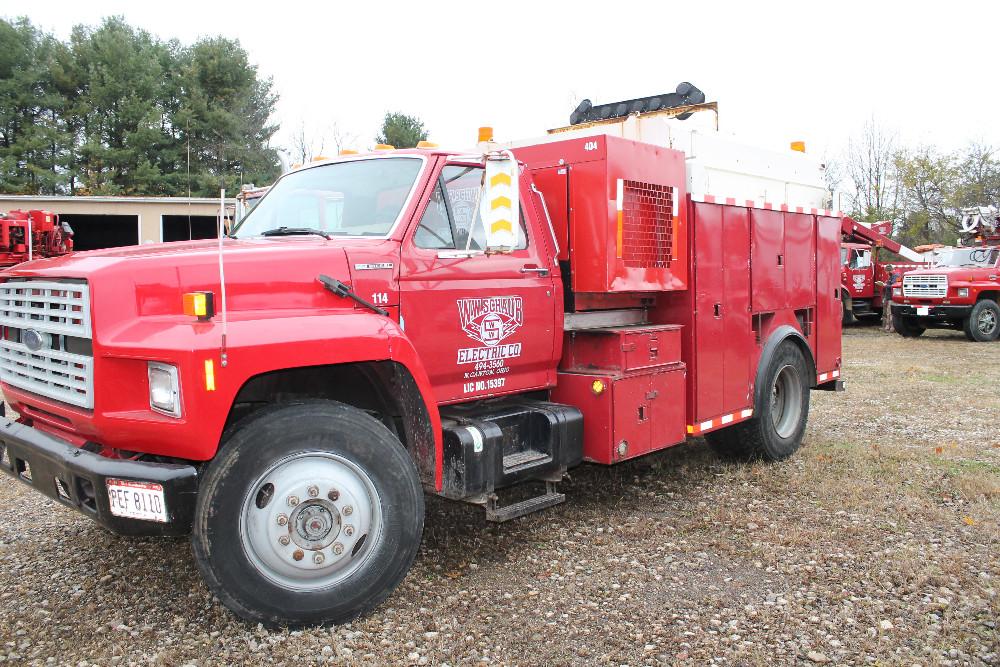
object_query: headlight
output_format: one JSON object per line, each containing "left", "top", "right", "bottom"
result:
{"left": 957, "top": 288, "right": 969, "bottom": 298}
{"left": 148, "top": 362, "right": 181, "bottom": 417}
{"left": 893, "top": 287, "right": 902, "bottom": 297}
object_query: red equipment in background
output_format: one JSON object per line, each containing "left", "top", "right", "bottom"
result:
{"left": 840, "top": 217, "right": 926, "bottom": 323}
{"left": 0, "top": 209, "right": 74, "bottom": 267}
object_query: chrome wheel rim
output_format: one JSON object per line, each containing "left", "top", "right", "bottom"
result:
{"left": 239, "top": 452, "right": 382, "bottom": 591}
{"left": 978, "top": 309, "right": 997, "bottom": 336}
{"left": 770, "top": 364, "right": 803, "bottom": 439}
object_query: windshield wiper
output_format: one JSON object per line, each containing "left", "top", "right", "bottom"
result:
{"left": 260, "top": 226, "right": 332, "bottom": 240}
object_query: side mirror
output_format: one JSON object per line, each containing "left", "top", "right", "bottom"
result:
{"left": 480, "top": 153, "right": 520, "bottom": 252}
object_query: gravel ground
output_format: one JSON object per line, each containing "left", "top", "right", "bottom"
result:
{"left": 1, "top": 326, "right": 997, "bottom": 666}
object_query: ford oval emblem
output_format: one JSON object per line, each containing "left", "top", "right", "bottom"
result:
{"left": 22, "top": 329, "right": 46, "bottom": 352}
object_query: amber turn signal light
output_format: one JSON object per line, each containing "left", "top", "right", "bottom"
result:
{"left": 183, "top": 291, "right": 215, "bottom": 320}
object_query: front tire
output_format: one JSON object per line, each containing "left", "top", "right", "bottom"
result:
{"left": 891, "top": 309, "right": 925, "bottom": 338}
{"left": 192, "top": 400, "right": 424, "bottom": 627}
{"left": 963, "top": 300, "right": 1000, "bottom": 342}
{"left": 707, "top": 341, "right": 810, "bottom": 462}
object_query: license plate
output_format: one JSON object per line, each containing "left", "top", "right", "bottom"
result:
{"left": 106, "top": 479, "right": 168, "bottom": 523}
{"left": 916, "top": 306, "right": 930, "bottom": 316}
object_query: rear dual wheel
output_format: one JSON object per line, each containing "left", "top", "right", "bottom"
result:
{"left": 192, "top": 400, "right": 424, "bottom": 626}
{"left": 707, "top": 341, "right": 810, "bottom": 462}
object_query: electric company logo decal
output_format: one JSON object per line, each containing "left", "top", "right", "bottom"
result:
{"left": 456, "top": 295, "right": 523, "bottom": 365}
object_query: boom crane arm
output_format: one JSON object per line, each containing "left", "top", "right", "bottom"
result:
{"left": 841, "top": 217, "right": 924, "bottom": 263}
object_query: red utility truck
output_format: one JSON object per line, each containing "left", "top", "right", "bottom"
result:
{"left": 840, "top": 219, "right": 925, "bottom": 324}
{"left": 0, "top": 209, "right": 74, "bottom": 267}
{"left": 0, "top": 92, "right": 843, "bottom": 626}
{"left": 890, "top": 207, "right": 1000, "bottom": 341}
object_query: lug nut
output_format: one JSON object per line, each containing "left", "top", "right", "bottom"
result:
{"left": 332, "top": 543, "right": 344, "bottom": 555}
{"left": 327, "top": 489, "right": 340, "bottom": 501}
{"left": 287, "top": 495, "right": 300, "bottom": 507}
{"left": 307, "top": 485, "right": 319, "bottom": 498}
{"left": 344, "top": 525, "right": 355, "bottom": 537}
{"left": 342, "top": 505, "right": 353, "bottom": 516}
{"left": 313, "top": 552, "right": 325, "bottom": 565}
{"left": 278, "top": 535, "right": 290, "bottom": 546}
{"left": 276, "top": 513, "right": 288, "bottom": 526}
{"left": 292, "top": 549, "right": 304, "bottom": 561}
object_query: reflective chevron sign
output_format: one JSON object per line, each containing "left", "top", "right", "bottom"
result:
{"left": 480, "top": 154, "right": 520, "bottom": 250}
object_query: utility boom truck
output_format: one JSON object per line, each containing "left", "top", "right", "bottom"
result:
{"left": 890, "top": 206, "right": 1000, "bottom": 341}
{"left": 840, "top": 219, "right": 925, "bottom": 324}
{"left": 0, "top": 88, "right": 843, "bottom": 626}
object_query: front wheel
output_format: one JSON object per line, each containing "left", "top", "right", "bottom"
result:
{"left": 706, "top": 341, "right": 810, "bottom": 462}
{"left": 891, "top": 309, "right": 925, "bottom": 338}
{"left": 192, "top": 400, "right": 424, "bottom": 626}
{"left": 963, "top": 300, "right": 1000, "bottom": 342}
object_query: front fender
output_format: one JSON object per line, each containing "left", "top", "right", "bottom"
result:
{"left": 11, "top": 311, "right": 444, "bottom": 470}
{"left": 210, "top": 312, "right": 442, "bottom": 464}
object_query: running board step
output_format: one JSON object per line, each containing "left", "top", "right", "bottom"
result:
{"left": 486, "top": 482, "right": 565, "bottom": 522}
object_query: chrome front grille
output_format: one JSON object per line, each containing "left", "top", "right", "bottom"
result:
{"left": 903, "top": 274, "right": 948, "bottom": 298}
{"left": 0, "top": 280, "right": 94, "bottom": 409}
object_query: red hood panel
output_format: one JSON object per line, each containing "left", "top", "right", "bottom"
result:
{"left": 0, "top": 238, "right": 398, "bottom": 324}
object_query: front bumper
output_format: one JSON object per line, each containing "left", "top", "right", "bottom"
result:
{"left": 0, "top": 418, "right": 198, "bottom": 536}
{"left": 892, "top": 304, "right": 973, "bottom": 320}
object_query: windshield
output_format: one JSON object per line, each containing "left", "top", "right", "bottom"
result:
{"left": 233, "top": 157, "right": 423, "bottom": 238}
{"left": 934, "top": 246, "right": 1000, "bottom": 268}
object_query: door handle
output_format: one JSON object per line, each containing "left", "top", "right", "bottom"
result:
{"left": 520, "top": 265, "right": 549, "bottom": 277}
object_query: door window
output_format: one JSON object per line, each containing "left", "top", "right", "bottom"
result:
{"left": 413, "top": 165, "right": 527, "bottom": 250}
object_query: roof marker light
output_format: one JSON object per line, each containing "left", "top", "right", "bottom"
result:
{"left": 374, "top": 144, "right": 395, "bottom": 151}
{"left": 416, "top": 140, "right": 438, "bottom": 149}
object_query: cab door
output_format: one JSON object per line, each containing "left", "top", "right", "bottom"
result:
{"left": 398, "top": 162, "right": 559, "bottom": 404}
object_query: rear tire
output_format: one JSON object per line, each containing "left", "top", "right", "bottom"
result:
{"left": 192, "top": 400, "right": 424, "bottom": 627}
{"left": 891, "top": 309, "right": 925, "bottom": 338}
{"left": 963, "top": 300, "right": 1000, "bottom": 342}
{"left": 707, "top": 342, "right": 810, "bottom": 462}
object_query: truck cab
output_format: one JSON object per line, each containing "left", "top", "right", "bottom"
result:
{"left": 0, "top": 98, "right": 843, "bottom": 626}
{"left": 890, "top": 244, "right": 1000, "bottom": 341}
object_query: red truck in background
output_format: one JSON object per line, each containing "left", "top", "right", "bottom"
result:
{"left": 0, "top": 89, "right": 843, "bottom": 626}
{"left": 840, "top": 218, "right": 926, "bottom": 324}
{"left": 890, "top": 207, "right": 1000, "bottom": 341}
{"left": 0, "top": 209, "right": 74, "bottom": 267}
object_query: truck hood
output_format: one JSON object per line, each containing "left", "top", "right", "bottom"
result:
{"left": 1, "top": 237, "right": 396, "bottom": 321}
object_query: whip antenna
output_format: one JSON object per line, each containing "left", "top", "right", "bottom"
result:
{"left": 218, "top": 188, "right": 229, "bottom": 367}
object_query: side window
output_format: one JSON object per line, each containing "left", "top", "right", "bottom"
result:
{"left": 414, "top": 182, "right": 455, "bottom": 249}
{"left": 441, "top": 166, "right": 486, "bottom": 250}
{"left": 414, "top": 165, "right": 529, "bottom": 251}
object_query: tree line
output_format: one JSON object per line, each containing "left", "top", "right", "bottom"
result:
{"left": 0, "top": 16, "right": 280, "bottom": 196}
{"left": 833, "top": 122, "right": 1000, "bottom": 247}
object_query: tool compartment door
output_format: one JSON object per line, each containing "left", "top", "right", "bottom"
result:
{"left": 692, "top": 202, "right": 724, "bottom": 420}
{"left": 751, "top": 209, "right": 785, "bottom": 312}
{"left": 721, "top": 206, "right": 752, "bottom": 411}
{"left": 815, "top": 215, "right": 843, "bottom": 373}
{"left": 784, "top": 212, "right": 816, "bottom": 309}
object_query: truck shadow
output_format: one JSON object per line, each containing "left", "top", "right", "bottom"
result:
{"left": 417, "top": 438, "right": 729, "bottom": 568}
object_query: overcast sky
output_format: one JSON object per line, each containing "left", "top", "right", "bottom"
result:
{"left": 6, "top": 1, "right": 999, "bottom": 163}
